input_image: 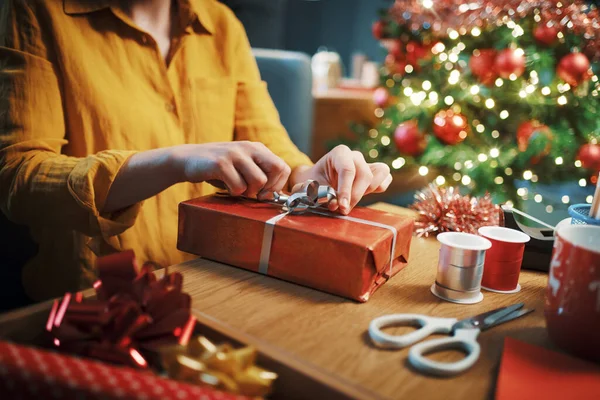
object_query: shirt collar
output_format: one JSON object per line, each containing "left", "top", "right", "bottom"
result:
{"left": 63, "top": 0, "right": 214, "bottom": 35}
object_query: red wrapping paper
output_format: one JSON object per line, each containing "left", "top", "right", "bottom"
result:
{"left": 0, "top": 340, "right": 248, "bottom": 400}
{"left": 177, "top": 195, "right": 414, "bottom": 302}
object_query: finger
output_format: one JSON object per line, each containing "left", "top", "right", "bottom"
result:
{"left": 374, "top": 173, "right": 393, "bottom": 193}
{"left": 249, "top": 143, "right": 291, "bottom": 198}
{"left": 233, "top": 156, "right": 268, "bottom": 198}
{"left": 216, "top": 161, "right": 247, "bottom": 196}
{"left": 332, "top": 147, "right": 356, "bottom": 214}
{"left": 367, "top": 163, "right": 392, "bottom": 194}
{"left": 349, "top": 151, "right": 373, "bottom": 210}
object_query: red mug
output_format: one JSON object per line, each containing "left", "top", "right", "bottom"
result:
{"left": 545, "top": 224, "right": 600, "bottom": 362}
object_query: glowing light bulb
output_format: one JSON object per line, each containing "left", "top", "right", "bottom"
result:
{"left": 562, "top": 195, "right": 570, "bottom": 204}
{"left": 575, "top": 160, "right": 582, "bottom": 167}
{"left": 405, "top": 65, "right": 414, "bottom": 73}
{"left": 509, "top": 74, "right": 517, "bottom": 81}
{"left": 471, "top": 27, "right": 481, "bottom": 36}
{"left": 492, "top": 130, "right": 500, "bottom": 139}
{"left": 404, "top": 87, "right": 413, "bottom": 96}
{"left": 557, "top": 95, "right": 567, "bottom": 105}
{"left": 449, "top": 53, "right": 459, "bottom": 63}
{"left": 461, "top": 175, "right": 472, "bottom": 185}
{"left": 546, "top": 205, "right": 554, "bottom": 213}
{"left": 439, "top": 53, "right": 448, "bottom": 61}
{"left": 526, "top": 85, "right": 535, "bottom": 94}
{"left": 422, "top": 0, "right": 433, "bottom": 8}
{"left": 374, "top": 108, "right": 384, "bottom": 118}
{"left": 453, "top": 172, "right": 461, "bottom": 181}
{"left": 517, "top": 188, "right": 527, "bottom": 197}
{"left": 495, "top": 78, "right": 504, "bottom": 87}
{"left": 523, "top": 170, "right": 533, "bottom": 180}
{"left": 485, "top": 99, "right": 495, "bottom": 108}
{"left": 505, "top": 167, "right": 513, "bottom": 176}
{"left": 418, "top": 166, "right": 429, "bottom": 176}
{"left": 555, "top": 157, "right": 563, "bottom": 165}
{"left": 534, "top": 194, "right": 543, "bottom": 203}
{"left": 448, "top": 30, "right": 459, "bottom": 40}
{"left": 476, "top": 124, "right": 485, "bottom": 133}
{"left": 541, "top": 87, "right": 551, "bottom": 96}
{"left": 435, "top": 175, "right": 446, "bottom": 185}
{"left": 422, "top": 81, "right": 432, "bottom": 91}
{"left": 579, "top": 179, "right": 587, "bottom": 187}
{"left": 519, "top": 90, "right": 527, "bottom": 98}
{"left": 380, "top": 136, "right": 390, "bottom": 146}
{"left": 369, "top": 149, "right": 379, "bottom": 158}
{"left": 478, "top": 153, "right": 488, "bottom": 162}
{"left": 494, "top": 176, "right": 504, "bottom": 185}
{"left": 470, "top": 85, "right": 480, "bottom": 95}
{"left": 392, "top": 157, "right": 405, "bottom": 169}
{"left": 499, "top": 110, "right": 509, "bottom": 119}
{"left": 429, "top": 92, "right": 439, "bottom": 103}
{"left": 490, "top": 148, "right": 500, "bottom": 158}
{"left": 444, "top": 96, "right": 454, "bottom": 105}
{"left": 587, "top": 195, "right": 594, "bottom": 204}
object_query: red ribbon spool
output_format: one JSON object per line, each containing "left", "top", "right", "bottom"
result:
{"left": 478, "top": 227, "right": 530, "bottom": 292}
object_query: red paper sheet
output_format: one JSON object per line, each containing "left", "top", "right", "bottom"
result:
{"left": 496, "top": 337, "right": 600, "bottom": 400}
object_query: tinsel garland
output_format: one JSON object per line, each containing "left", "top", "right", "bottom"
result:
{"left": 388, "top": 0, "right": 600, "bottom": 60}
{"left": 411, "top": 184, "right": 502, "bottom": 237}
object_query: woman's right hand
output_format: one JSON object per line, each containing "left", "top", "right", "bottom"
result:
{"left": 171, "top": 141, "right": 291, "bottom": 198}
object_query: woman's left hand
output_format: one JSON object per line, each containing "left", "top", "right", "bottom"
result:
{"left": 290, "top": 145, "right": 393, "bottom": 215}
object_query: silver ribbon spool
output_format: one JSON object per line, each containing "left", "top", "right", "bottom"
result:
{"left": 432, "top": 232, "right": 492, "bottom": 304}
{"left": 272, "top": 180, "right": 337, "bottom": 214}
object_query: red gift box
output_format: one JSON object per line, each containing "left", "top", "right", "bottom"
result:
{"left": 177, "top": 195, "right": 414, "bottom": 302}
{"left": 0, "top": 340, "right": 247, "bottom": 400}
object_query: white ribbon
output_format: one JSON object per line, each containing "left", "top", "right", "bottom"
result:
{"left": 258, "top": 209, "right": 398, "bottom": 278}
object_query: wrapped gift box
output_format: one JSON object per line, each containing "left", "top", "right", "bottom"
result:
{"left": 177, "top": 195, "right": 414, "bottom": 302}
{"left": 0, "top": 340, "right": 247, "bottom": 400}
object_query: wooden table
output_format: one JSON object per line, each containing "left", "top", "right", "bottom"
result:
{"left": 174, "top": 203, "right": 553, "bottom": 399}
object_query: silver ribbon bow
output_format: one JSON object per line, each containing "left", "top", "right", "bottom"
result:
{"left": 272, "top": 180, "right": 337, "bottom": 214}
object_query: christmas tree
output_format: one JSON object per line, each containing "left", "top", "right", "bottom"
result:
{"left": 346, "top": 0, "right": 600, "bottom": 207}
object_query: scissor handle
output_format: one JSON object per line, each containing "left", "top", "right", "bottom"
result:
{"left": 408, "top": 328, "right": 481, "bottom": 377}
{"left": 368, "top": 314, "right": 457, "bottom": 349}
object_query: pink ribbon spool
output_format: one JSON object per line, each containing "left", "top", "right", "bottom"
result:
{"left": 478, "top": 226, "right": 531, "bottom": 293}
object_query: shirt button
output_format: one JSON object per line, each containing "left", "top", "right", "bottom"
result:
{"left": 165, "top": 103, "right": 175, "bottom": 112}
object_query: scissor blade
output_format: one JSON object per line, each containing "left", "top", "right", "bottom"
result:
{"left": 481, "top": 308, "right": 535, "bottom": 331}
{"left": 453, "top": 303, "right": 524, "bottom": 330}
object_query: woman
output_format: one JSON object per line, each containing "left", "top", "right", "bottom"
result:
{"left": 0, "top": 0, "right": 392, "bottom": 305}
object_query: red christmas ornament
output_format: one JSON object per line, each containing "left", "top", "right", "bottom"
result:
{"left": 516, "top": 120, "right": 553, "bottom": 164}
{"left": 494, "top": 48, "right": 526, "bottom": 79}
{"left": 432, "top": 110, "right": 469, "bottom": 145}
{"left": 405, "top": 41, "right": 431, "bottom": 68}
{"left": 372, "top": 20, "right": 385, "bottom": 40}
{"left": 387, "top": 40, "right": 404, "bottom": 59}
{"left": 577, "top": 143, "right": 600, "bottom": 172}
{"left": 469, "top": 49, "right": 498, "bottom": 86}
{"left": 373, "top": 87, "right": 390, "bottom": 107}
{"left": 385, "top": 54, "right": 407, "bottom": 75}
{"left": 557, "top": 52, "right": 592, "bottom": 86}
{"left": 394, "top": 121, "right": 427, "bottom": 156}
{"left": 533, "top": 24, "right": 559, "bottom": 46}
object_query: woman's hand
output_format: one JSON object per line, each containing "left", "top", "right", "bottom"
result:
{"left": 104, "top": 142, "right": 290, "bottom": 213}
{"left": 172, "top": 141, "right": 290, "bottom": 198}
{"left": 290, "top": 145, "right": 392, "bottom": 215}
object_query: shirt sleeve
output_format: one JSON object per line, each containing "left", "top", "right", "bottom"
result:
{"left": 229, "top": 15, "right": 313, "bottom": 172}
{"left": 0, "top": 0, "right": 141, "bottom": 241}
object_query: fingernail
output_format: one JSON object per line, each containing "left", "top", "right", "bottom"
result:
{"left": 340, "top": 197, "right": 349, "bottom": 210}
{"left": 257, "top": 189, "right": 271, "bottom": 200}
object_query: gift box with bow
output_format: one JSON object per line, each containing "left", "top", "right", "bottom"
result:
{"left": 177, "top": 181, "right": 414, "bottom": 302}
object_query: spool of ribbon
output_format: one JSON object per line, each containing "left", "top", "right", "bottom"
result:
{"left": 478, "top": 226, "right": 531, "bottom": 293}
{"left": 161, "top": 335, "right": 277, "bottom": 397}
{"left": 46, "top": 250, "right": 195, "bottom": 368}
{"left": 257, "top": 180, "right": 399, "bottom": 278}
{"left": 431, "top": 232, "right": 492, "bottom": 304}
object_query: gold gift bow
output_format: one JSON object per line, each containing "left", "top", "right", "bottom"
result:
{"left": 162, "top": 336, "right": 278, "bottom": 397}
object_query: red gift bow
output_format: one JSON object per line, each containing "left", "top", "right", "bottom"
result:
{"left": 46, "top": 250, "right": 196, "bottom": 368}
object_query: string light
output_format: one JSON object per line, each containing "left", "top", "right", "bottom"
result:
{"left": 457, "top": 43, "right": 466, "bottom": 51}
{"left": 499, "top": 110, "right": 509, "bottom": 119}
{"left": 470, "top": 85, "right": 480, "bottom": 95}
{"left": 439, "top": 53, "right": 448, "bottom": 61}
{"left": 485, "top": 99, "right": 495, "bottom": 108}
{"left": 579, "top": 179, "right": 587, "bottom": 187}
{"left": 432, "top": 42, "right": 446, "bottom": 54}
{"left": 588, "top": 195, "right": 594, "bottom": 204}
{"left": 534, "top": 194, "right": 543, "bottom": 203}
{"left": 429, "top": 92, "right": 439, "bottom": 104}
{"left": 555, "top": 157, "right": 563, "bottom": 165}
{"left": 541, "top": 87, "right": 551, "bottom": 95}
{"left": 557, "top": 95, "right": 567, "bottom": 105}
{"left": 490, "top": 148, "right": 500, "bottom": 158}
{"left": 448, "top": 70, "right": 460, "bottom": 84}
{"left": 404, "top": 87, "right": 413, "bottom": 96}
{"left": 454, "top": 162, "right": 462, "bottom": 170}
{"left": 422, "top": 81, "right": 432, "bottom": 90}
{"left": 471, "top": 27, "right": 481, "bottom": 36}
{"left": 369, "top": 149, "right": 379, "bottom": 158}
{"left": 435, "top": 175, "right": 446, "bottom": 185}
{"left": 476, "top": 124, "right": 485, "bottom": 133}
{"left": 525, "top": 85, "right": 536, "bottom": 94}
{"left": 495, "top": 78, "right": 504, "bottom": 87}
{"left": 561, "top": 195, "right": 570, "bottom": 204}
{"left": 461, "top": 175, "right": 472, "bottom": 185}
{"left": 517, "top": 188, "right": 527, "bottom": 197}
{"left": 505, "top": 201, "right": 514, "bottom": 208}
{"left": 490, "top": 160, "right": 498, "bottom": 168}
{"left": 381, "top": 136, "right": 390, "bottom": 146}
{"left": 448, "top": 53, "right": 459, "bottom": 63}
{"left": 464, "top": 160, "right": 474, "bottom": 169}
{"left": 392, "top": 157, "right": 405, "bottom": 169}
{"left": 419, "top": 166, "right": 429, "bottom": 176}
{"left": 444, "top": 95, "right": 454, "bottom": 105}
{"left": 558, "top": 83, "right": 571, "bottom": 93}
{"left": 505, "top": 167, "right": 513, "bottom": 176}
{"left": 492, "top": 130, "right": 500, "bottom": 138}
{"left": 523, "top": 170, "right": 533, "bottom": 180}
{"left": 519, "top": 90, "right": 527, "bottom": 98}
{"left": 452, "top": 172, "right": 462, "bottom": 181}
{"left": 448, "top": 30, "right": 459, "bottom": 40}
{"left": 575, "top": 160, "right": 582, "bottom": 167}
{"left": 509, "top": 74, "right": 518, "bottom": 81}
{"left": 405, "top": 65, "right": 414, "bottom": 73}
{"left": 369, "top": 129, "right": 378, "bottom": 138}
{"left": 531, "top": 175, "right": 538, "bottom": 183}
{"left": 374, "top": 108, "right": 384, "bottom": 118}
{"left": 478, "top": 153, "right": 488, "bottom": 162}
{"left": 494, "top": 177, "right": 504, "bottom": 184}
{"left": 422, "top": 0, "right": 434, "bottom": 8}
{"left": 592, "top": 75, "right": 599, "bottom": 83}
{"left": 546, "top": 205, "right": 554, "bottom": 213}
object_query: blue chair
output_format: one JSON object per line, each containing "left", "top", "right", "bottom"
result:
{"left": 252, "top": 48, "right": 314, "bottom": 156}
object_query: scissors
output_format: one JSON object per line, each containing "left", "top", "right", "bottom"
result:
{"left": 368, "top": 303, "right": 534, "bottom": 377}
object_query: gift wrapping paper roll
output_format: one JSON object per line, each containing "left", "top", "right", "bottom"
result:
{"left": 432, "top": 232, "right": 492, "bottom": 304}
{"left": 479, "top": 226, "right": 530, "bottom": 293}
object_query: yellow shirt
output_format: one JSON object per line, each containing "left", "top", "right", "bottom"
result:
{"left": 0, "top": 0, "right": 312, "bottom": 301}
